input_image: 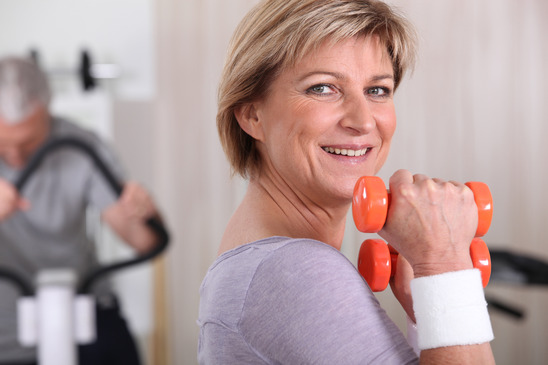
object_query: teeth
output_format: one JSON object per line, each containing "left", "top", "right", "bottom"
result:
{"left": 323, "top": 147, "right": 369, "bottom": 156}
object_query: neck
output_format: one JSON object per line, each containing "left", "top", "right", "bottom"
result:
{"left": 219, "top": 166, "right": 350, "bottom": 254}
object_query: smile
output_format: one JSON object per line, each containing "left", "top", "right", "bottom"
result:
{"left": 322, "top": 147, "right": 370, "bottom": 157}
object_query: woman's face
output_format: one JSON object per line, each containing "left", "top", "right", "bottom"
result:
{"left": 250, "top": 36, "right": 396, "bottom": 205}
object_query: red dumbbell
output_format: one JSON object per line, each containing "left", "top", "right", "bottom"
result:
{"left": 352, "top": 176, "right": 493, "bottom": 291}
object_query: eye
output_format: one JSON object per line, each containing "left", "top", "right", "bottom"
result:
{"left": 366, "top": 87, "right": 392, "bottom": 98}
{"left": 307, "top": 84, "right": 337, "bottom": 96}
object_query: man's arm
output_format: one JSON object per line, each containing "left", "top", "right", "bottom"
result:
{"left": 101, "top": 181, "right": 161, "bottom": 254}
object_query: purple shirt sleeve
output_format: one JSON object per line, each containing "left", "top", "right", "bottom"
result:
{"left": 198, "top": 238, "right": 418, "bottom": 364}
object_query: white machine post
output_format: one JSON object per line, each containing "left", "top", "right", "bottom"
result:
{"left": 36, "top": 269, "right": 77, "bottom": 365}
{"left": 17, "top": 270, "right": 96, "bottom": 365}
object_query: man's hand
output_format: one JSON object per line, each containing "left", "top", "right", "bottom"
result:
{"left": 102, "top": 181, "right": 160, "bottom": 254}
{"left": 0, "top": 178, "right": 30, "bottom": 221}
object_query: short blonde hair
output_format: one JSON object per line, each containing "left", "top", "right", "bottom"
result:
{"left": 218, "top": 0, "right": 417, "bottom": 178}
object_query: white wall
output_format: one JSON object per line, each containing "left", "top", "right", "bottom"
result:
{"left": 0, "top": 0, "right": 155, "bottom": 100}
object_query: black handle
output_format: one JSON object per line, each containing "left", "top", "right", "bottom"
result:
{"left": 1, "top": 137, "right": 169, "bottom": 295}
{"left": 0, "top": 268, "right": 33, "bottom": 296}
{"left": 16, "top": 137, "right": 122, "bottom": 194}
{"left": 78, "top": 215, "right": 169, "bottom": 294}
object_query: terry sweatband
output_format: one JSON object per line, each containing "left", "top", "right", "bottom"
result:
{"left": 406, "top": 315, "right": 420, "bottom": 355}
{"left": 410, "top": 269, "right": 494, "bottom": 350}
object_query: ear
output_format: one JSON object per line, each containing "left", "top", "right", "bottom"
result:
{"left": 234, "top": 103, "right": 265, "bottom": 142}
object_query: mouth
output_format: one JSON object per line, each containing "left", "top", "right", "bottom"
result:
{"left": 321, "top": 146, "right": 371, "bottom": 157}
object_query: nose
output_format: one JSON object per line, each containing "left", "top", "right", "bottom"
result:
{"left": 339, "top": 94, "right": 376, "bottom": 134}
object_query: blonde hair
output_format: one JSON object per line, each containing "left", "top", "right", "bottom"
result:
{"left": 218, "top": 0, "right": 417, "bottom": 178}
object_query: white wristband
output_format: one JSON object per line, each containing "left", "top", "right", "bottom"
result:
{"left": 406, "top": 315, "right": 420, "bottom": 356}
{"left": 410, "top": 269, "right": 494, "bottom": 350}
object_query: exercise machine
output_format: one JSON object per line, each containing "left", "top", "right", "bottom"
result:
{"left": 0, "top": 137, "right": 169, "bottom": 365}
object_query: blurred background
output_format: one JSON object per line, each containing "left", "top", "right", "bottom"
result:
{"left": 0, "top": 0, "right": 547, "bottom": 364}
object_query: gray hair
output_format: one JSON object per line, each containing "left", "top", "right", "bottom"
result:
{"left": 0, "top": 57, "right": 51, "bottom": 124}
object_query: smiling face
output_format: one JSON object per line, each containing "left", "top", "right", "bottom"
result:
{"left": 239, "top": 35, "right": 396, "bottom": 206}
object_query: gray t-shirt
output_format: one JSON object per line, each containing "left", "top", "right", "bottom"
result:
{"left": 198, "top": 236, "right": 418, "bottom": 364}
{"left": 0, "top": 116, "right": 124, "bottom": 362}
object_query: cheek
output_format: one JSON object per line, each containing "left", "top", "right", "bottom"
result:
{"left": 266, "top": 98, "right": 326, "bottom": 145}
{"left": 377, "top": 105, "right": 397, "bottom": 141}
{"left": 289, "top": 100, "right": 338, "bottom": 140}
{"left": 382, "top": 117, "right": 396, "bottom": 142}
{"left": 375, "top": 108, "right": 397, "bottom": 170}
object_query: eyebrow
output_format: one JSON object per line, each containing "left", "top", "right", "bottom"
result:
{"left": 298, "top": 71, "right": 345, "bottom": 81}
{"left": 370, "top": 73, "right": 394, "bottom": 82}
{"left": 298, "top": 70, "right": 394, "bottom": 83}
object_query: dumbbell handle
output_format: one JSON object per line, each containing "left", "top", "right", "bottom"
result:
{"left": 352, "top": 176, "right": 493, "bottom": 237}
{"left": 358, "top": 237, "right": 491, "bottom": 292}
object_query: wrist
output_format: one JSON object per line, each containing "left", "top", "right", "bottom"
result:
{"left": 411, "top": 269, "right": 494, "bottom": 349}
{"left": 412, "top": 254, "right": 473, "bottom": 278}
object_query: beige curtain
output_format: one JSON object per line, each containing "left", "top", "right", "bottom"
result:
{"left": 154, "top": 0, "right": 548, "bottom": 364}
{"left": 152, "top": 0, "right": 255, "bottom": 363}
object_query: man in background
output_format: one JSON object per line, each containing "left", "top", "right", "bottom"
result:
{"left": 0, "top": 56, "right": 160, "bottom": 365}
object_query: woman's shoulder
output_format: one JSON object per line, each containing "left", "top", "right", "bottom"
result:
{"left": 200, "top": 236, "right": 362, "bottom": 309}
{"left": 258, "top": 236, "right": 355, "bottom": 274}
{"left": 200, "top": 236, "right": 369, "bottom": 315}
{"left": 249, "top": 236, "right": 366, "bottom": 294}
{"left": 199, "top": 237, "right": 353, "bottom": 329}
{"left": 209, "top": 236, "right": 355, "bottom": 281}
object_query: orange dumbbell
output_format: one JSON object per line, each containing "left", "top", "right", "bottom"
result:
{"left": 352, "top": 176, "right": 493, "bottom": 291}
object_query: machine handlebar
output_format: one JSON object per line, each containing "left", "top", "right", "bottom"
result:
{"left": 1, "top": 137, "right": 170, "bottom": 295}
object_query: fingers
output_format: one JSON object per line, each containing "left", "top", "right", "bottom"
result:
{"left": 17, "top": 197, "right": 31, "bottom": 211}
{"left": 388, "top": 169, "right": 414, "bottom": 187}
{"left": 381, "top": 171, "right": 479, "bottom": 275}
{"left": 389, "top": 171, "right": 473, "bottom": 204}
{"left": 0, "top": 179, "right": 30, "bottom": 221}
{"left": 390, "top": 169, "right": 465, "bottom": 187}
{"left": 387, "top": 169, "right": 416, "bottom": 200}
{"left": 119, "top": 181, "right": 157, "bottom": 220}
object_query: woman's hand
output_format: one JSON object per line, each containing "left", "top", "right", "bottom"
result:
{"left": 0, "top": 178, "right": 29, "bottom": 221}
{"left": 389, "top": 253, "right": 415, "bottom": 321}
{"left": 379, "top": 169, "right": 478, "bottom": 278}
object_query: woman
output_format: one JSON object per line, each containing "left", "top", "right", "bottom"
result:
{"left": 199, "top": 0, "right": 495, "bottom": 363}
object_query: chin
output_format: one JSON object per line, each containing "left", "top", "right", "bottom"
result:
{"left": 328, "top": 178, "right": 357, "bottom": 204}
